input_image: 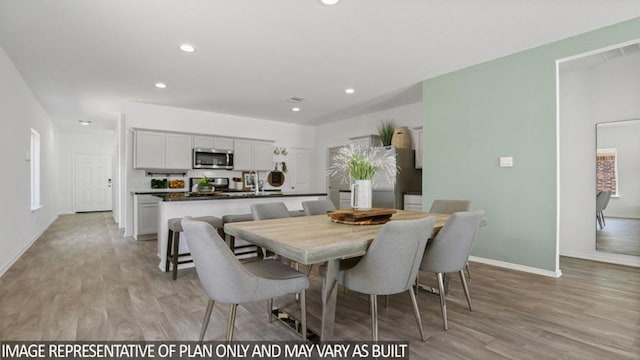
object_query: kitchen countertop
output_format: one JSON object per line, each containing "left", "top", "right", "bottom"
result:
{"left": 153, "top": 191, "right": 328, "bottom": 202}
{"left": 131, "top": 189, "right": 187, "bottom": 194}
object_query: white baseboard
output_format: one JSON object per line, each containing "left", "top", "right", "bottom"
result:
{"left": 560, "top": 251, "right": 640, "bottom": 268}
{"left": 0, "top": 215, "right": 58, "bottom": 278}
{"left": 468, "top": 256, "right": 562, "bottom": 278}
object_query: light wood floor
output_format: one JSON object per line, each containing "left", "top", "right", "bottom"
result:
{"left": 597, "top": 217, "right": 640, "bottom": 256}
{"left": 1, "top": 212, "right": 639, "bottom": 359}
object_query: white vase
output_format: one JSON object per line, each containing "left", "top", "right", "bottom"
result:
{"left": 351, "top": 179, "right": 372, "bottom": 209}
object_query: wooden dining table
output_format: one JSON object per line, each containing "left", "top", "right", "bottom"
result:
{"left": 223, "top": 210, "right": 450, "bottom": 340}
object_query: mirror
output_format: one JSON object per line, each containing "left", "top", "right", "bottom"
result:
{"left": 596, "top": 119, "right": 640, "bottom": 256}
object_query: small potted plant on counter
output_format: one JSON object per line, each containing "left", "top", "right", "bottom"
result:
{"left": 197, "top": 176, "right": 212, "bottom": 192}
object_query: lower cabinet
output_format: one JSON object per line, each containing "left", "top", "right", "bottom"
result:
{"left": 339, "top": 191, "right": 351, "bottom": 209}
{"left": 134, "top": 195, "right": 160, "bottom": 239}
{"left": 404, "top": 194, "right": 423, "bottom": 211}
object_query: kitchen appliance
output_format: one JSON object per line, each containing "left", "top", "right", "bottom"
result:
{"left": 189, "top": 177, "right": 230, "bottom": 192}
{"left": 328, "top": 147, "right": 421, "bottom": 210}
{"left": 193, "top": 148, "right": 234, "bottom": 170}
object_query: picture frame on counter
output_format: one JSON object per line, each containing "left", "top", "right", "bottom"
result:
{"left": 242, "top": 171, "right": 255, "bottom": 191}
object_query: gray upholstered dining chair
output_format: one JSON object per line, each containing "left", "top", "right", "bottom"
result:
{"left": 181, "top": 217, "right": 309, "bottom": 341}
{"left": 596, "top": 190, "right": 612, "bottom": 229}
{"left": 429, "top": 199, "right": 473, "bottom": 278}
{"left": 250, "top": 202, "right": 291, "bottom": 260}
{"left": 302, "top": 199, "right": 336, "bottom": 216}
{"left": 333, "top": 216, "right": 436, "bottom": 341}
{"left": 419, "top": 210, "right": 484, "bottom": 331}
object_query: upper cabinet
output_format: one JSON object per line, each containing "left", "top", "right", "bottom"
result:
{"left": 133, "top": 129, "right": 274, "bottom": 171}
{"left": 134, "top": 131, "right": 191, "bottom": 170}
{"left": 164, "top": 133, "right": 192, "bottom": 169}
{"left": 349, "top": 134, "right": 381, "bottom": 149}
{"left": 192, "top": 135, "right": 234, "bottom": 150}
{"left": 234, "top": 139, "right": 274, "bottom": 171}
{"left": 414, "top": 127, "right": 423, "bottom": 169}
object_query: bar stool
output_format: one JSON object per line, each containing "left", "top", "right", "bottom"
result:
{"left": 221, "top": 213, "right": 262, "bottom": 258}
{"left": 166, "top": 216, "right": 223, "bottom": 280}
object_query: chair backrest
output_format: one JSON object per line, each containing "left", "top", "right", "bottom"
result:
{"left": 420, "top": 210, "right": 484, "bottom": 274}
{"left": 302, "top": 199, "right": 336, "bottom": 216}
{"left": 601, "top": 190, "right": 612, "bottom": 210}
{"left": 429, "top": 199, "right": 472, "bottom": 214}
{"left": 181, "top": 218, "right": 260, "bottom": 303}
{"left": 251, "top": 202, "right": 291, "bottom": 220}
{"left": 340, "top": 217, "right": 436, "bottom": 295}
{"left": 596, "top": 191, "right": 608, "bottom": 212}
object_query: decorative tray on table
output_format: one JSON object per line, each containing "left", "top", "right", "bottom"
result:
{"left": 327, "top": 208, "right": 397, "bottom": 225}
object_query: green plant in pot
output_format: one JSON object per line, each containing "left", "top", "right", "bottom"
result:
{"left": 377, "top": 120, "right": 396, "bottom": 146}
{"left": 197, "top": 176, "right": 212, "bottom": 192}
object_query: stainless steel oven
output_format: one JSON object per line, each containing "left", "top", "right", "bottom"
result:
{"left": 192, "top": 148, "right": 234, "bottom": 169}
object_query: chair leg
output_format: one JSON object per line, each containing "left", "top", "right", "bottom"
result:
{"left": 601, "top": 211, "right": 606, "bottom": 226}
{"left": 268, "top": 298, "right": 274, "bottom": 323}
{"left": 436, "top": 273, "right": 448, "bottom": 331}
{"left": 459, "top": 270, "right": 473, "bottom": 312}
{"left": 300, "top": 288, "right": 307, "bottom": 341}
{"left": 165, "top": 229, "right": 173, "bottom": 273}
{"left": 415, "top": 272, "right": 420, "bottom": 295}
{"left": 226, "top": 304, "right": 238, "bottom": 342}
{"left": 408, "top": 287, "right": 425, "bottom": 341}
{"left": 370, "top": 294, "right": 378, "bottom": 342}
{"left": 172, "top": 231, "right": 180, "bottom": 280}
{"left": 384, "top": 295, "right": 389, "bottom": 308}
{"left": 465, "top": 262, "right": 471, "bottom": 279}
{"left": 199, "top": 299, "right": 215, "bottom": 341}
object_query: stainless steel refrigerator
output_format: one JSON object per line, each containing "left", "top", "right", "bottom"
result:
{"left": 327, "top": 146, "right": 421, "bottom": 210}
{"left": 371, "top": 147, "right": 422, "bottom": 209}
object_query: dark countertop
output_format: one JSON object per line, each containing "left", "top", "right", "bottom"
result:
{"left": 404, "top": 192, "right": 423, "bottom": 196}
{"left": 153, "top": 192, "right": 328, "bottom": 202}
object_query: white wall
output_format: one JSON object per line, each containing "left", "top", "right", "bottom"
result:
{"left": 0, "top": 44, "right": 60, "bottom": 275}
{"left": 57, "top": 130, "right": 115, "bottom": 214}
{"left": 559, "top": 51, "right": 640, "bottom": 266}
{"left": 597, "top": 121, "right": 640, "bottom": 218}
{"left": 313, "top": 102, "right": 423, "bottom": 191}
{"left": 121, "top": 102, "right": 316, "bottom": 236}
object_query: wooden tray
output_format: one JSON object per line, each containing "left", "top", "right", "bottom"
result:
{"left": 328, "top": 208, "right": 397, "bottom": 225}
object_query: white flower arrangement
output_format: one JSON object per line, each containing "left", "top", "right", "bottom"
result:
{"left": 327, "top": 144, "right": 398, "bottom": 183}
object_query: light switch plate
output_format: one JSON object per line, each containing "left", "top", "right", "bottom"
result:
{"left": 499, "top": 156, "right": 513, "bottom": 167}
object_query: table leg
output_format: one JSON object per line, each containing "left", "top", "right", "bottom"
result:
{"left": 320, "top": 259, "right": 339, "bottom": 340}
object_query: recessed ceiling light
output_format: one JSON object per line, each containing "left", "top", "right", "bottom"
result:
{"left": 78, "top": 120, "right": 92, "bottom": 126}
{"left": 155, "top": 82, "right": 167, "bottom": 89}
{"left": 292, "top": 107, "right": 301, "bottom": 112}
{"left": 179, "top": 44, "right": 196, "bottom": 53}
{"left": 319, "top": 0, "right": 340, "bottom": 5}
{"left": 345, "top": 88, "right": 355, "bottom": 94}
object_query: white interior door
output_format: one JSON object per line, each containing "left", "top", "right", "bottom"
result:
{"left": 290, "top": 148, "right": 310, "bottom": 192}
{"left": 74, "top": 154, "right": 113, "bottom": 212}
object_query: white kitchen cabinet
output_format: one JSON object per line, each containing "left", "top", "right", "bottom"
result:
{"left": 164, "top": 134, "right": 192, "bottom": 169}
{"left": 414, "top": 127, "right": 423, "bottom": 169}
{"left": 134, "top": 131, "right": 191, "bottom": 170}
{"left": 339, "top": 191, "right": 352, "bottom": 209}
{"left": 404, "top": 194, "right": 423, "bottom": 211}
{"left": 134, "top": 194, "right": 160, "bottom": 239}
{"left": 134, "top": 131, "right": 165, "bottom": 169}
{"left": 234, "top": 139, "right": 274, "bottom": 171}
{"left": 193, "top": 135, "right": 234, "bottom": 150}
{"left": 349, "top": 135, "right": 381, "bottom": 149}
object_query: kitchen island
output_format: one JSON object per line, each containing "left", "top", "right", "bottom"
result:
{"left": 154, "top": 191, "right": 327, "bottom": 272}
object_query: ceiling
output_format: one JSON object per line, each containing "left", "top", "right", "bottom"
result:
{"left": 1, "top": 1, "right": 639, "bottom": 131}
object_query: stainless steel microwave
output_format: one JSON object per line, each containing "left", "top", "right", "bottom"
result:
{"left": 192, "top": 148, "right": 234, "bottom": 170}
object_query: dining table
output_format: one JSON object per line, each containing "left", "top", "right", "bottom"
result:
{"left": 223, "top": 210, "right": 451, "bottom": 340}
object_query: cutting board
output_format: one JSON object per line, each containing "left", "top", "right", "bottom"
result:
{"left": 328, "top": 208, "right": 397, "bottom": 225}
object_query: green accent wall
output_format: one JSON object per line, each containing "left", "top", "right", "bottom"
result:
{"left": 422, "top": 17, "right": 640, "bottom": 272}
